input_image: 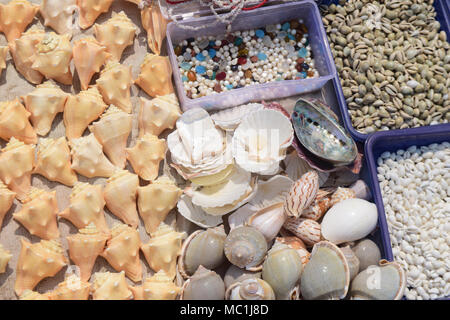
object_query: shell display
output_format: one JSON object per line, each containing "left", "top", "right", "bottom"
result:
{"left": 283, "top": 218, "right": 322, "bottom": 247}
{"left": 140, "top": 0, "right": 167, "bottom": 55}
{"left": 301, "top": 189, "right": 332, "bottom": 221}
{"left": 103, "top": 170, "right": 139, "bottom": 228}
{"left": 135, "top": 54, "right": 174, "bottom": 98}
{"left": 180, "top": 266, "right": 225, "bottom": 300}
{"left": 126, "top": 133, "right": 166, "bottom": 181}
{"left": 0, "top": 137, "right": 35, "bottom": 201}
{"left": 283, "top": 151, "right": 329, "bottom": 186}
{"left": 0, "top": 181, "right": 15, "bottom": 231}
{"left": 138, "top": 94, "right": 180, "bottom": 137}
{"left": 66, "top": 223, "right": 109, "bottom": 282}
{"left": 19, "top": 289, "right": 51, "bottom": 300}
{"left": 94, "top": 11, "right": 136, "bottom": 61}
{"left": 13, "top": 188, "right": 60, "bottom": 240}
{"left": 69, "top": 134, "right": 117, "bottom": 178}
{"left": 226, "top": 278, "right": 275, "bottom": 300}
{"left": 0, "top": 46, "right": 8, "bottom": 77}
{"left": 73, "top": 37, "right": 110, "bottom": 90}
{"left": 0, "top": 244, "right": 12, "bottom": 273}
{"left": 0, "top": 98, "right": 37, "bottom": 144}
{"left": 49, "top": 274, "right": 91, "bottom": 300}
{"left": 351, "top": 239, "right": 381, "bottom": 272}
{"left": 89, "top": 105, "right": 132, "bottom": 168}
{"left": 275, "top": 236, "right": 310, "bottom": 268}
{"left": 91, "top": 271, "right": 133, "bottom": 300}
{"left": 284, "top": 170, "right": 319, "bottom": 218}
{"left": 211, "top": 103, "right": 264, "bottom": 131}
{"left": 96, "top": 61, "right": 133, "bottom": 113}
{"left": 329, "top": 187, "right": 356, "bottom": 207}
{"left": 130, "top": 270, "right": 180, "bottom": 300}
{"left": 15, "top": 238, "right": 68, "bottom": 296}
{"left": 177, "top": 194, "right": 223, "bottom": 229}
{"left": 0, "top": 0, "right": 39, "bottom": 43}
{"left": 77, "top": 0, "right": 114, "bottom": 29}
{"left": 224, "top": 265, "right": 261, "bottom": 289}
{"left": 101, "top": 223, "right": 142, "bottom": 282}
{"left": 39, "top": 0, "right": 77, "bottom": 34}
{"left": 341, "top": 246, "right": 360, "bottom": 281}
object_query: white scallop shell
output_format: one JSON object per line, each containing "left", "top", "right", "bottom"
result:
{"left": 177, "top": 194, "right": 223, "bottom": 228}
{"left": 210, "top": 103, "right": 264, "bottom": 131}
{"left": 283, "top": 152, "right": 329, "bottom": 187}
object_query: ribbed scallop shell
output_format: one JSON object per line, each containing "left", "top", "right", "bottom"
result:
{"left": 283, "top": 217, "right": 321, "bottom": 247}
{"left": 0, "top": 0, "right": 39, "bottom": 43}
{"left": 0, "top": 181, "right": 15, "bottom": 231}
{"left": 77, "top": 0, "right": 114, "bottom": 29}
{"left": 0, "top": 98, "right": 37, "bottom": 144}
{"left": 131, "top": 270, "right": 180, "bottom": 300}
{"left": 180, "top": 265, "right": 225, "bottom": 300}
{"left": 0, "top": 243, "right": 12, "bottom": 273}
{"left": 91, "top": 271, "right": 133, "bottom": 300}
{"left": 140, "top": 0, "right": 167, "bottom": 55}
{"left": 226, "top": 278, "right": 275, "bottom": 300}
{"left": 0, "top": 46, "right": 8, "bottom": 77}
{"left": 135, "top": 54, "right": 174, "bottom": 98}
{"left": 138, "top": 94, "right": 180, "bottom": 137}
{"left": 177, "top": 194, "right": 223, "bottom": 229}
{"left": 283, "top": 151, "right": 329, "bottom": 186}
{"left": 49, "top": 274, "right": 91, "bottom": 300}
{"left": 284, "top": 170, "right": 319, "bottom": 218}
{"left": 40, "top": 0, "right": 77, "bottom": 34}
{"left": 211, "top": 103, "right": 264, "bottom": 131}
{"left": 329, "top": 187, "right": 356, "bottom": 207}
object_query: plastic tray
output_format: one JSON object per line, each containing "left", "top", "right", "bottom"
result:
{"left": 166, "top": 0, "right": 337, "bottom": 111}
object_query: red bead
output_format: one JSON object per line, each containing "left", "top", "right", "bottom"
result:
{"left": 221, "top": 40, "right": 229, "bottom": 46}
{"left": 250, "top": 56, "right": 258, "bottom": 63}
{"left": 214, "top": 83, "right": 222, "bottom": 92}
{"left": 216, "top": 72, "right": 226, "bottom": 81}
{"left": 296, "top": 64, "right": 303, "bottom": 72}
{"left": 297, "top": 57, "right": 305, "bottom": 64}
{"left": 238, "top": 57, "right": 247, "bottom": 65}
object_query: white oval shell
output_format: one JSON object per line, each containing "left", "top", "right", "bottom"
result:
{"left": 211, "top": 103, "right": 264, "bottom": 131}
{"left": 177, "top": 194, "right": 223, "bottom": 228}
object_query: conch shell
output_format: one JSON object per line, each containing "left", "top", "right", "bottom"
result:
{"left": 19, "top": 290, "right": 51, "bottom": 300}
{"left": 13, "top": 188, "right": 60, "bottom": 240}
{"left": 0, "top": 46, "right": 8, "bottom": 77}
{"left": 96, "top": 60, "right": 133, "bottom": 113}
{"left": 135, "top": 54, "right": 174, "bottom": 98}
{"left": 0, "top": 137, "right": 35, "bottom": 201}
{"left": 0, "top": 98, "right": 37, "bottom": 144}
{"left": 0, "top": 181, "right": 15, "bottom": 231}
{"left": 73, "top": 37, "right": 110, "bottom": 90}
{"left": 15, "top": 238, "right": 68, "bottom": 296}
{"left": 0, "top": 0, "right": 39, "bottom": 43}
{"left": 49, "top": 274, "right": 91, "bottom": 300}
{"left": 137, "top": 176, "right": 182, "bottom": 234}
{"left": 63, "top": 86, "right": 107, "bottom": 140}
{"left": 91, "top": 271, "right": 133, "bottom": 300}
{"left": 94, "top": 11, "right": 137, "bottom": 61}
{"left": 32, "top": 32, "right": 73, "bottom": 85}
{"left": 77, "top": 0, "right": 114, "bottom": 30}
{"left": 58, "top": 182, "right": 110, "bottom": 235}
{"left": 130, "top": 270, "right": 181, "bottom": 300}
{"left": 138, "top": 94, "right": 180, "bottom": 137}
{"left": 39, "top": 0, "right": 77, "bottom": 34}
{"left": 21, "top": 81, "right": 69, "bottom": 136}
{"left": 0, "top": 244, "right": 12, "bottom": 273}
{"left": 140, "top": 0, "right": 167, "bottom": 55}
{"left": 140, "top": 223, "right": 186, "bottom": 279}
{"left": 33, "top": 137, "right": 78, "bottom": 186}
{"left": 126, "top": 133, "right": 166, "bottom": 181}
{"left": 66, "top": 222, "right": 109, "bottom": 282}
{"left": 89, "top": 105, "right": 132, "bottom": 168}
{"left": 69, "top": 133, "right": 117, "bottom": 178}
{"left": 101, "top": 223, "right": 142, "bottom": 282}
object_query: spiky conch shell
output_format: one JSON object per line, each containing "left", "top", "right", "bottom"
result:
{"left": 103, "top": 170, "right": 139, "bottom": 228}
{"left": 21, "top": 81, "right": 69, "bottom": 136}
{"left": 91, "top": 271, "right": 133, "bottom": 300}
{"left": 8, "top": 26, "right": 45, "bottom": 84}
{"left": 0, "top": 98, "right": 37, "bottom": 144}
{"left": 0, "top": 46, "right": 8, "bottom": 77}
{"left": 73, "top": 37, "right": 111, "bottom": 90}
{"left": 39, "top": 0, "right": 77, "bottom": 35}
{"left": 137, "top": 176, "right": 182, "bottom": 235}
{"left": 138, "top": 94, "right": 180, "bottom": 137}
{"left": 13, "top": 187, "right": 60, "bottom": 240}
{"left": 66, "top": 222, "right": 109, "bottom": 282}
{"left": 140, "top": 0, "right": 167, "bottom": 55}
{"left": 96, "top": 60, "right": 133, "bottom": 113}
{"left": 63, "top": 86, "right": 108, "bottom": 140}
{"left": 32, "top": 32, "right": 73, "bottom": 85}
{"left": 19, "top": 289, "right": 51, "bottom": 300}
{"left": 0, "top": 243, "right": 12, "bottom": 273}
{"left": 49, "top": 274, "right": 91, "bottom": 300}
{"left": 76, "top": 0, "right": 114, "bottom": 29}
{"left": 94, "top": 11, "right": 137, "bottom": 62}
{"left": 100, "top": 223, "right": 142, "bottom": 282}
{"left": 130, "top": 270, "right": 181, "bottom": 300}
{"left": 0, "top": 0, "right": 39, "bottom": 43}
{"left": 15, "top": 238, "right": 68, "bottom": 296}
{"left": 69, "top": 133, "right": 117, "bottom": 178}
{"left": 135, "top": 54, "right": 174, "bottom": 98}
{"left": 0, "top": 137, "right": 35, "bottom": 201}
{"left": 58, "top": 182, "right": 110, "bottom": 235}
{"left": 141, "top": 223, "right": 186, "bottom": 280}
{"left": 0, "top": 181, "right": 15, "bottom": 231}
{"left": 89, "top": 105, "right": 132, "bottom": 168}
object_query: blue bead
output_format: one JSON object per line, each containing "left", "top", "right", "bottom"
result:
{"left": 301, "top": 63, "right": 310, "bottom": 71}
{"left": 288, "top": 34, "right": 295, "bottom": 40}
{"left": 298, "top": 47, "right": 307, "bottom": 58}
{"left": 196, "top": 53, "right": 205, "bottom": 61}
{"left": 226, "top": 84, "right": 234, "bottom": 90}
{"left": 182, "top": 75, "right": 188, "bottom": 82}
{"left": 208, "top": 48, "right": 216, "bottom": 58}
{"left": 209, "top": 40, "right": 215, "bottom": 47}
{"left": 257, "top": 52, "right": 267, "bottom": 60}
{"left": 180, "top": 62, "right": 192, "bottom": 71}
{"left": 234, "top": 37, "right": 243, "bottom": 46}
{"left": 300, "top": 71, "right": 307, "bottom": 79}
{"left": 282, "top": 22, "right": 290, "bottom": 31}
{"left": 255, "top": 29, "right": 265, "bottom": 38}
{"left": 195, "top": 65, "right": 206, "bottom": 74}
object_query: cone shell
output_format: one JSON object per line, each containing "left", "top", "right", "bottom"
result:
{"left": 94, "top": 11, "right": 136, "bottom": 61}
{"left": 66, "top": 222, "right": 109, "bottom": 282}
{"left": 130, "top": 270, "right": 180, "bottom": 300}
{"left": 104, "top": 170, "right": 139, "bottom": 228}
{"left": 141, "top": 1, "right": 167, "bottom": 55}
{"left": 0, "top": 98, "right": 37, "bottom": 144}
{"left": 330, "top": 187, "right": 356, "bottom": 207}
{"left": 49, "top": 274, "right": 91, "bottom": 300}
{"left": 21, "top": 81, "right": 69, "bottom": 136}
{"left": 63, "top": 86, "right": 107, "bottom": 140}
{"left": 138, "top": 94, "right": 180, "bottom": 137}
{"left": 0, "top": 46, "right": 8, "bottom": 77}
{"left": 284, "top": 218, "right": 321, "bottom": 247}
{"left": 40, "top": 0, "right": 77, "bottom": 34}
{"left": 0, "top": 181, "right": 15, "bottom": 231}
{"left": 69, "top": 133, "right": 117, "bottom": 178}
{"left": 0, "top": 137, "right": 35, "bottom": 201}
{"left": 19, "top": 289, "right": 51, "bottom": 300}
{"left": 137, "top": 176, "right": 182, "bottom": 234}
{"left": 0, "top": 244, "right": 12, "bottom": 273}
{"left": 13, "top": 188, "right": 60, "bottom": 240}
{"left": 15, "top": 238, "right": 68, "bottom": 296}
{"left": 302, "top": 189, "right": 333, "bottom": 221}
{"left": 77, "top": 0, "right": 114, "bottom": 30}
{"left": 91, "top": 271, "right": 133, "bottom": 300}
{"left": 284, "top": 171, "right": 319, "bottom": 218}
{"left": 135, "top": 54, "right": 174, "bottom": 98}
{"left": 0, "top": 0, "right": 39, "bottom": 43}
{"left": 140, "top": 223, "right": 186, "bottom": 279}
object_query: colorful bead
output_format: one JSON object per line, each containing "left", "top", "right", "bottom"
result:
{"left": 282, "top": 22, "right": 290, "bottom": 31}
{"left": 196, "top": 53, "right": 206, "bottom": 61}
{"left": 234, "top": 37, "right": 243, "bottom": 46}
{"left": 182, "top": 75, "right": 188, "bottom": 82}
{"left": 180, "top": 62, "right": 192, "bottom": 70}
{"left": 216, "top": 72, "right": 226, "bottom": 81}
{"left": 255, "top": 29, "right": 265, "bottom": 38}
{"left": 298, "top": 47, "right": 307, "bottom": 58}
{"left": 257, "top": 52, "right": 267, "bottom": 60}
{"left": 238, "top": 57, "right": 247, "bottom": 65}
{"left": 195, "top": 65, "right": 206, "bottom": 74}
{"left": 187, "top": 71, "right": 196, "bottom": 81}
{"left": 250, "top": 55, "right": 259, "bottom": 63}
{"left": 208, "top": 48, "right": 216, "bottom": 58}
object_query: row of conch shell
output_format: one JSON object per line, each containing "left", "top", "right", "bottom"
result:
{"left": 0, "top": 180, "right": 15, "bottom": 230}
{"left": 284, "top": 170, "right": 319, "bottom": 218}
{"left": 40, "top": 0, "right": 77, "bottom": 35}
{"left": 130, "top": 270, "right": 180, "bottom": 300}
{"left": 140, "top": 0, "right": 167, "bottom": 55}
{"left": 77, "top": 0, "right": 113, "bottom": 30}
{"left": 180, "top": 266, "right": 225, "bottom": 300}
{"left": 0, "top": 98, "right": 37, "bottom": 144}
{"left": 0, "top": 244, "right": 12, "bottom": 273}
{"left": 135, "top": 54, "right": 174, "bottom": 98}
{"left": 91, "top": 271, "right": 133, "bottom": 300}
{"left": 138, "top": 94, "right": 181, "bottom": 137}
{"left": 211, "top": 103, "right": 264, "bottom": 131}
{"left": 226, "top": 278, "right": 275, "bottom": 300}
{"left": 0, "top": 46, "right": 8, "bottom": 77}
{"left": 0, "top": 0, "right": 39, "bottom": 43}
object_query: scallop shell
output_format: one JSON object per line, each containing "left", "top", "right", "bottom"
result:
{"left": 180, "top": 265, "right": 225, "bottom": 300}
{"left": 73, "top": 37, "right": 110, "bottom": 90}
{"left": 0, "top": 46, "right": 8, "bottom": 77}
{"left": 19, "top": 289, "right": 51, "bottom": 300}
{"left": 140, "top": 0, "right": 167, "bottom": 55}
{"left": 0, "top": 98, "right": 37, "bottom": 144}
{"left": 96, "top": 60, "right": 133, "bottom": 113}
{"left": 13, "top": 188, "right": 60, "bottom": 240}
{"left": 94, "top": 11, "right": 136, "bottom": 62}
{"left": 91, "top": 271, "right": 133, "bottom": 300}
{"left": 66, "top": 222, "right": 109, "bottom": 282}
{"left": 0, "top": 137, "right": 35, "bottom": 201}
{"left": 351, "top": 239, "right": 381, "bottom": 272}
{"left": 248, "top": 202, "right": 287, "bottom": 242}
{"left": 0, "top": 0, "right": 39, "bottom": 43}
{"left": 0, "top": 244, "right": 12, "bottom": 273}
{"left": 69, "top": 133, "right": 117, "bottom": 178}
{"left": 329, "top": 187, "right": 356, "bottom": 207}
{"left": 104, "top": 170, "right": 139, "bottom": 228}
{"left": 275, "top": 236, "right": 310, "bottom": 268}
{"left": 0, "top": 181, "right": 15, "bottom": 231}
{"left": 15, "top": 238, "right": 68, "bottom": 296}
{"left": 211, "top": 103, "right": 264, "bottom": 131}
{"left": 126, "top": 133, "right": 166, "bottom": 181}
{"left": 283, "top": 218, "right": 321, "bottom": 247}
{"left": 49, "top": 274, "right": 91, "bottom": 300}
{"left": 58, "top": 182, "right": 110, "bottom": 235}
{"left": 63, "top": 86, "right": 107, "bottom": 140}
{"left": 224, "top": 265, "right": 261, "bottom": 289}
{"left": 130, "top": 270, "right": 181, "bottom": 300}
{"left": 135, "top": 54, "right": 174, "bottom": 98}
{"left": 140, "top": 222, "right": 186, "bottom": 279}
{"left": 77, "top": 0, "right": 114, "bottom": 30}
{"left": 177, "top": 194, "right": 223, "bottom": 229}
{"left": 101, "top": 223, "right": 142, "bottom": 282}
{"left": 283, "top": 151, "right": 329, "bottom": 186}
{"left": 39, "top": 0, "right": 77, "bottom": 34}
{"left": 137, "top": 176, "right": 182, "bottom": 234}
{"left": 340, "top": 246, "right": 360, "bottom": 281}
{"left": 32, "top": 32, "right": 73, "bottom": 85}
{"left": 189, "top": 164, "right": 234, "bottom": 187}
{"left": 284, "top": 170, "right": 319, "bottom": 218}
{"left": 226, "top": 278, "right": 275, "bottom": 300}
{"left": 138, "top": 94, "right": 180, "bottom": 137}
{"left": 301, "top": 189, "right": 333, "bottom": 221}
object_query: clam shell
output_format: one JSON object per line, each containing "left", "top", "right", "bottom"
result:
{"left": 19, "top": 290, "right": 51, "bottom": 300}
{"left": 352, "top": 239, "right": 381, "bottom": 272}
{"left": 180, "top": 266, "right": 225, "bottom": 300}
{"left": 284, "top": 170, "right": 319, "bottom": 218}
{"left": 226, "top": 278, "right": 275, "bottom": 300}
{"left": 211, "top": 103, "right": 264, "bottom": 131}
{"left": 177, "top": 194, "right": 223, "bottom": 229}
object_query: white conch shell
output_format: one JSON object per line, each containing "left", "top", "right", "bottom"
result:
{"left": 284, "top": 171, "right": 319, "bottom": 218}
{"left": 39, "top": 0, "right": 77, "bottom": 34}
{"left": 135, "top": 54, "right": 174, "bottom": 98}
{"left": 130, "top": 270, "right": 181, "bottom": 300}
{"left": 0, "top": 244, "right": 12, "bottom": 273}
{"left": 49, "top": 274, "right": 91, "bottom": 300}
{"left": 91, "top": 271, "right": 133, "bottom": 300}
{"left": 140, "top": 0, "right": 167, "bottom": 55}
{"left": 21, "top": 81, "right": 69, "bottom": 136}
{"left": 0, "top": 181, "right": 15, "bottom": 231}
{"left": 283, "top": 151, "right": 329, "bottom": 186}
{"left": 0, "top": 98, "right": 37, "bottom": 144}
{"left": 177, "top": 194, "right": 223, "bottom": 229}
{"left": 0, "top": 46, "right": 8, "bottom": 77}
{"left": 0, "top": 0, "right": 39, "bottom": 43}
{"left": 211, "top": 103, "right": 264, "bottom": 131}
{"left": 77, "top": 0, "right": 114, "bottom": 30}
{"left": 138, "top": 94, "right": 180, "bottom": 137}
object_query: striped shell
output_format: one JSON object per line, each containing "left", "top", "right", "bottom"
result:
{"left": 329, "top": 187, "right": 356, "bottom": 207}
{"left": 301, "top": 189, "right": 333, "bottom": 221}
{"left": 283, "top": 218, "right": 321, "bottom": 247}
{"left": 284, "top": 171, "right": 319, "bottom": 218}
